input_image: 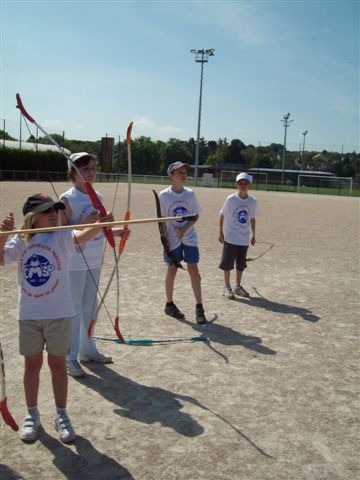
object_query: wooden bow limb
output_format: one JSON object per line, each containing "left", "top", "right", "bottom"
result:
{"left": 87, "top": 253, "right": 125, "bottom": 343}
{"left": 118, "top": 121, "right": 133, "bottom": 255}
{"left": 111, "top": 121, "right": 133, "bottom": 341}
{"left": 152, "top": 190, "right": 186, "bottom": 270}
{"left": 0, "top": 215, "right": 199, "bottom": 237}
{"left": 246, "top": 242, "right": 275, "bottom": 262}
{"left": 0, "top": 341, "right": 18, "bottom": 431}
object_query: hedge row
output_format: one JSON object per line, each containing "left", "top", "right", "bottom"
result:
{"left": 0, "top": 149, "right": 67, "bottom": 172}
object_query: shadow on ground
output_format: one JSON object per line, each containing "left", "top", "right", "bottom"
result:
{"left": 37, "top": 430, "right": 133, "bottom": 480}
{"left": 177, "top": 315, "right": 277, "bottom": 362}
{"left": 77, "top": 364, "right": 274, "bottom": 460}
{"left": 0, "top": 464, "right": 24, "bottom": 480}
{"left": 76, "top": 365, "right": 204, "bottom": 437}
{"left": 243, "top": 288, "right": 320, "bottom": 322}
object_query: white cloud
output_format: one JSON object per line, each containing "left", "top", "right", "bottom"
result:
{"left": 134, "top": 116, "right": 155, "bottom": 131}
{"left": 234, "top": 127, "right": 247, "bottom": 135}
{"left": 133, "top": 115, "right": 185, "bottom": 138}
{"left": 156, "top": 125, "right": 185, "bottom": 136}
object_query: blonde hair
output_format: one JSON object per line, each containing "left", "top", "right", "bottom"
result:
{"left": 19, "top": 212, "right": 40, "bottom": 241}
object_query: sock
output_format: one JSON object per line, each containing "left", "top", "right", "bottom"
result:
{"left": 55, "top": 407, "right": 67, "bottom": 418}
{"left": 166, "top": 301, "right": 174, "bottom": 306}
{"left": 27, "top": 406, "right": 39, "bottom": 418}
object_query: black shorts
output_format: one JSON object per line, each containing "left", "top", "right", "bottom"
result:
{"left": 219, "top": 242, "right": 248, "bottom": 272}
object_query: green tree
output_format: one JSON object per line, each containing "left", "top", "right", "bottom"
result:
{"left": 161, "top": 138, "right": 192, "bottom": 172}
{"left": 0, "top": 129, "right": 16, "bottom": 141}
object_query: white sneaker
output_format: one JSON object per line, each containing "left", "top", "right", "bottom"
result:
{"left": 20, "top": 414, "right": 41, "bottom": 442}
{"left": 234, "top": 285, "right": 250, "bottom": 297}
{"left": 223, "top": 286, "right": 235, "bottom": 299}
{"left": 79, "top": 353, "right": 112, "bottom": 364}
{"left": 66, "top": 359, "right": 86, "bottom": 377}
{"left": 55, "top": 414, "right": 76, "bottom": 443}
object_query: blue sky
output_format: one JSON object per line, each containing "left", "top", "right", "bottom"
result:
{"left": 1, "top": 0, "right": 359, "bottom": 153}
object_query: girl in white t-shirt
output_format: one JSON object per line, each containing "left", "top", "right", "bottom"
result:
{"left": 60, "top": 153, "right": 129, "bottom": 378}
{"left": 219, "top": 173, "right": 260, "bottom": 299}
{"left": 0, "top": 193, "right": 114, "bottom": 443}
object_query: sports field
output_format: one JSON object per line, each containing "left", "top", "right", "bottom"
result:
{"left": 0, "top": 181, "right": 359, "bottom": 480}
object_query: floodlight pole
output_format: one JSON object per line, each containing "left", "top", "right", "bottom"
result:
{"left": 191, "top": 48, "right": 215, "bottom": 184}
{"left": 281, "top": 113, "right": 293, "bottom": 184}
{"left": 302, "top": 130, "right": 308, "bottom": 167}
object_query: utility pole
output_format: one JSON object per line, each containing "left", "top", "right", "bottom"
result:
{"left": 190, "top": 48, "right": 215, "bottom": 184}
{"left": 302, "top": 130, "right": 308, "bottom": 167}
{"left": 281, "top": 113, "right": 293, "bottom": 184}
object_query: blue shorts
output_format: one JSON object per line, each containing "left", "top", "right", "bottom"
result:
{"left": 164, "top": 243, "right": 199, "bottom": 266}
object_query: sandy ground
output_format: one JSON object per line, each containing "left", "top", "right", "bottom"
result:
{"left": 0, "top": 181, "right": 359, "bottom": 480}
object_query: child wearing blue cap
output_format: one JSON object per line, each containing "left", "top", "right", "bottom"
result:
{"left": 158, "top": 161, "right": 206, "bottom": 324}
{"left": 219, "top": 172, "right": 260, "bottom": 299}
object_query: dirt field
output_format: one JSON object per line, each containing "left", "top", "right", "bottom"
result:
{"left": 0, "top": 181, "right": 359, "bottom": 480}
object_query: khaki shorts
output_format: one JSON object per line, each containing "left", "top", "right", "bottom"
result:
{"left": 19, "top": 318, "right": 72, "bottom": 357}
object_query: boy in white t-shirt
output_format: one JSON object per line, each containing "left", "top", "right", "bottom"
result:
{"left": 158, "top": 162, "right": 206, "bottom": 324}
{"left": 219, "top": 173, "right": 260, "bottom": 299}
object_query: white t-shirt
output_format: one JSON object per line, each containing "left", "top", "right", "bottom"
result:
{"left": 3, "top": 231, "right": 77, "bottom": 320}
{"left": 60, "top": 186, "right": 104, "bottom": 270}
{"left": 158, "top": 186, "right": 201, "bottom": 250}
{"left": 220, "top": 193, "right": 260, "bottom": 246}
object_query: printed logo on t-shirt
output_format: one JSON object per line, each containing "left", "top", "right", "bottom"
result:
{"left": 173, "top": 206, "right": 188, "bottom": 223}
{"left": 237, "top": 209, "right": 248, "bottom": 224}
{"left": 231, "top": 206, "right": 250, "bottom": 229}
{"left": 24, "top": 254, "right": 55, "bottom": 287}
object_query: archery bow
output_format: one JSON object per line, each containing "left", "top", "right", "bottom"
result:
{"left": 152, "top": 190, "right": 185, "bottom": 270}
{"left": 16, "top": 94, "right": 125, "bottom": 342}
{"left": 16, "top": 94, "right": 115, "bottom": 249}
{"left": 112, "top": 121, "right": 133, "bottom": 341}
{"left": 94, "top": 335, "right": 208, "bottom": 346}
{"left": 118, "top": 121, "right": 133, "bottom": 255}
{"left": 246, "top": 242, "right": 275, "bottom": 262}
{"left": 0, "top": 341, "right": 18, "bottom": 431}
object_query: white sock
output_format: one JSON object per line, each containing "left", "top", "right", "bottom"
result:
{"left": 27, "top": 406, "right": 39, "bottom": 418}
{"left": 55, "top": 407, "right": 67, "bottom": 418}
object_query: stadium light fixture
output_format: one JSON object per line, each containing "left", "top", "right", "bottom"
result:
{"left": 190, "top": 48, "right": 215, "bottom": 183}
{"left": 281, "top": 113, "right": 293, "bottom": 184}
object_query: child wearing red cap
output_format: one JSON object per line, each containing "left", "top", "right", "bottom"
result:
{"left": 158, "top": 161, "right": 207, "bottom": 324}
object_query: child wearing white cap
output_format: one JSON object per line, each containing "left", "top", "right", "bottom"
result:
{"left": 60, "top": 153, "right": 129, "bottom": 377}
{"left": 218, "top": 172, "right": 260, "bottom": 299}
